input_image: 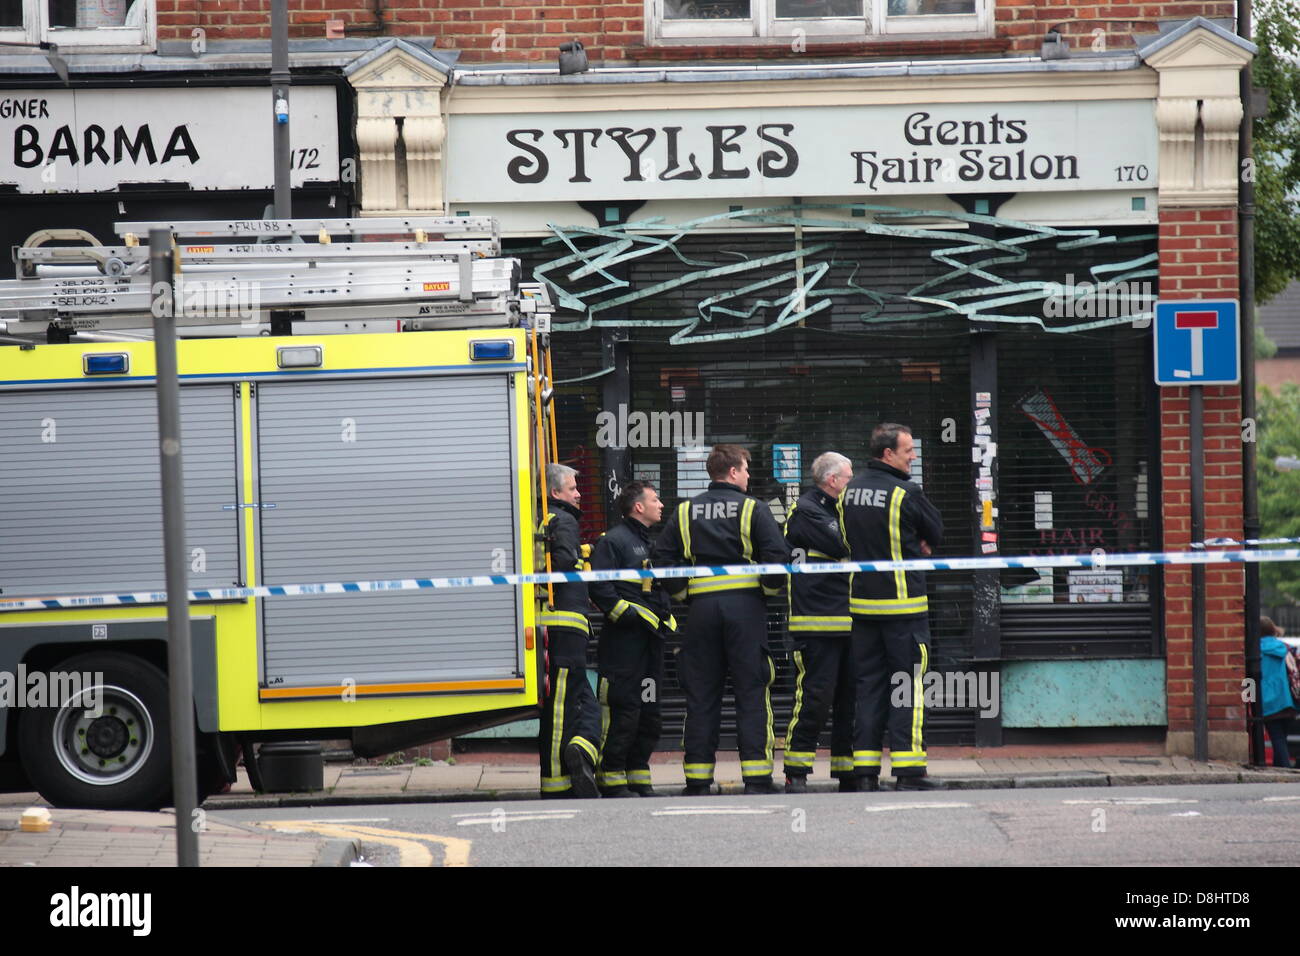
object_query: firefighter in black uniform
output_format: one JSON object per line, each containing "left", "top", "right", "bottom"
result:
{"left": 782, "top": 451, "right": 860, "bottom": 794}
{"left": 537, "top": 463, "right": 601, "bottom": 799}
{"left": 839, "top": 423, "right": 945, "bottom": 791}
{"left": 588, "top": 481, "right": 676, "bottom": 797}
{"left": 655, "top": 444, "right": 791, "bottom": 795}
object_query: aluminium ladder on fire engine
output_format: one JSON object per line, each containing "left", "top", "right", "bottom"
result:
{"left": 0, "top": 216, "right": 553, "bottom": 341}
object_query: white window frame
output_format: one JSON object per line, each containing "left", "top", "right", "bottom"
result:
{"left": 0, "top": 0, "right": 155, "bottom": 52}
{"left": 651, "top": 0, "right": 990, "bottom": 42}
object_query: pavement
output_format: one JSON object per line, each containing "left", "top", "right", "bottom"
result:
{"left": 2, "top": 744, "right": 1296, "bottom": 867}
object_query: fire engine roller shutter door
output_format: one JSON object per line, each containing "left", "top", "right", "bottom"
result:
{"left": 0, "top": 386, "right": 240, "bottom": 598}
{"left": 256, "top": 375, "right": 521, "bottom": 688}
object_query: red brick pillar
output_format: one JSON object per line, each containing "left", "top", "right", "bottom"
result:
{"left": 1158, "top": 208, "right": 1246, "bottom": 761}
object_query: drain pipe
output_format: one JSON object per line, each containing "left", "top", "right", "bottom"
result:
{"left": 1238, "top": 0, "right": 1265, "bottom": 766}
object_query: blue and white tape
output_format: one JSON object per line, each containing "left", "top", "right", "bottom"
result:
{"left": 3, "top": 547, "right": 1299, "bottom": 613}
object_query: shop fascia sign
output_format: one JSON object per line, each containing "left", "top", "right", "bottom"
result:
{"left": 1, "top": 87, "right": 341, "bottom": 194}
{"left": 447, "top": 100, "right": 1156, "bottom": 203}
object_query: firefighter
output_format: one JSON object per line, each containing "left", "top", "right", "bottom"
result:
{"left": 537, "top": 463, "right": 602, "bottom": 799}
{"left": 782, "top": 451, "right": 860, "bottom": 794}
{"left": 655, "top": 444, "right": 791, "bottom": 795}
{"left": 588, "top": 480, "right": 676, "bottom": 797}
{"left": 838, "top": 423, "right": 945, "bottom": 791}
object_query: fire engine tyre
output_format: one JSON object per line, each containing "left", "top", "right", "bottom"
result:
{"left": 17, "top": 652, "right": 172, "bottom": 810}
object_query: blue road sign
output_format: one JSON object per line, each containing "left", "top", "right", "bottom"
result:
{"left": 1154, "top": 299, "right": 1240, "bottom": 386}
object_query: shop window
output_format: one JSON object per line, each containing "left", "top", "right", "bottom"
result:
{"left": 653, "top": 0, "right": 988, "bottom": 42}
{"left": 0, "top": 0, "right": 154, "bottom": 50}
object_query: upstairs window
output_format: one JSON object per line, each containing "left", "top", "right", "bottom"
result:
{"left": 0, "top": 0, "right": 155, "bottom": 52}
{"left": 654, "top": 0, "right": 988, "bottom": 41}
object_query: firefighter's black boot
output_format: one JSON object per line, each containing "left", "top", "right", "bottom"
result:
{"left": 895, "top": 775, "right": 944, "bottom": 791}
{"left": 743, "top": 778, "right": 779, "bottom": 795}
{"left": 564, "top": 743, "right": 599, "bottom": 798}
{"left": 784, "top": 775, "right": 808, "bottom": 794}
{"left": 681, "top": 784, "right": 712, "bottom": 796}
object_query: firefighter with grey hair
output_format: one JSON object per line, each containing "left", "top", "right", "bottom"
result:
{"left": 537, "top": 462, "right": 601, "bottom": 799}
{"left": 782, "top": 451, "right": 859, "bottom": 793}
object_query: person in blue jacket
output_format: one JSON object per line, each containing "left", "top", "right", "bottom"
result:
{"left": 1259, "top": 616, "right": 1298, "bottom": 768}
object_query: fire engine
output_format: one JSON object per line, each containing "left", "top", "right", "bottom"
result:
{"left": 0, "top": 217, "right": 557, "bottom": 809}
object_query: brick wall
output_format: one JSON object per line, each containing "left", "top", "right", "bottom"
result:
{"left": 996, "top": 1, "right": 1236, "bottom": 55}
{"left": 161, "top": 0, "right": 1237, "bottom": 64}
{"left": 1158, "top": 207, "right": 1247, "bottom": 760}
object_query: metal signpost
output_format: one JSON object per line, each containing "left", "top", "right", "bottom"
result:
{"left": 1154, "top": 298, "right": 1241, "bottom": 763}
{"left": 150, "top": 231, "right": 200, "bottom": 867}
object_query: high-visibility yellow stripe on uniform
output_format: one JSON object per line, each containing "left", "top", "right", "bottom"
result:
{"left": 550, "top": 668, "right": 569, "bottom": 779}
{"left": 912, "top": 643, "right": 927, "bottom": 755}
{"left": 538, "top": 610, "right": 591, "bottom": 634}
{"left": 741, "top": 760, "right": 773, "bottom": 775}
{"left": 740, "top": 498, "right": 755, "bottom": 561}
{"left": 788, "top": 615, "right": 853, "bottom": 633}
{"left": 889, "top": 485, "right": 907, "bottom": 599}
{"left": 570, "top": 735, "right": 598, "bottom": 764}
{"left": 684, "top": 762, "right": 715, "bottom": 781}
{"left": 678, "top": 502, "right": 693, "bottom": 561}
{"left": 891, "top": 753, "right": 928, "bottom": 768}
{"left": 830, "top": 755, "right": 855, "bottom": 773}
{"left": 807, "top": 550, "right": 837, "bottom": 560}
{"left": 609, "top": 600, "right": 630, "bottom": 622}
{"left": 763, "top": 654, "right": 776, "bottom": 769}
{"left": 853, "top": 750, "right": 883, "bottom": 768}
{"left": 597, "top": 677, "right": 612, "bottom": 761}
{"left": 849, "top": 596, "right": 929, "bottom": 615}
{"left": 784, "top": 751, "right": 815, "bottom": 769}
{"left": 688, "top": 574, "right": 759, "bottom": 596}
{"left": 785, "top": 649, "right": 807, "bottom": 747}
{"left": 597, "top": 770, "right": 627, "bottom": 787}
{"left": 541, "top": 776, "right": 572, "bottom": 792}
{"left": 627, "top": 769, "right": 652, "bottom": 786}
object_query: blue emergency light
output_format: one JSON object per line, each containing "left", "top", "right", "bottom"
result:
{"left": 470, "top": 340, "right": 514, "bottom": 361}
{"left": 83, "top": 353, "right": 129, "bottom": 375}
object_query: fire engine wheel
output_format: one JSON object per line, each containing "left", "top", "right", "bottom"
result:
{"left": 17, "top": 652, "right": 172, "bottom": 810}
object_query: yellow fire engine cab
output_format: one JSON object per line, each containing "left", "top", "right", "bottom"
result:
{"left": 0, "top": 217, "right": 558, "bottom": 809}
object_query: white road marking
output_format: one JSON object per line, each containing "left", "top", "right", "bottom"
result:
{"left": 1262, "top": 795, "right": 1300, "bottom": 802}
{"left": 650, "top": 808, "right": 774, "bottom": 817}
{"left": 1062, "top": 797, "right": 1198, "bottom": 806}
{"left": 451, "top": 808, "right": 580, "bottom": 818}
{"left": 1170, "top": 811, "right": 1203, "bottom": 817}
{"left": 863, "top": 802, "right": 971, "bottom": 812}
{"left": 456, "top": 814, "right": 579, "bottom": 826}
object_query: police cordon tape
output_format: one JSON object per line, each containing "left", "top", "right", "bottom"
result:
{"left": 3, "top": 546, "right": 1300, "bottom": 613}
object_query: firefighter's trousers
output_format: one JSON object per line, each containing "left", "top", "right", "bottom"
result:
{"left": 538, "top": 627, "right": 601, "bottom": 796}
{"left": 782, "top": 633, "right": 855, "bottom": 780}
{"left": 596, "top": 622, "right": 664, "bottom": 792}
{"left": 679, "top": 591, "right": 775, "bottom": 786}
{"left": 851, "top": 617, "right": 930, "bottom": 779}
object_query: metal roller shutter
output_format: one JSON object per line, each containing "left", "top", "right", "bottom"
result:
{"left": 996, "top": 325, "right": 1160, "bottom": 658}
{"left": 0, "top": 385, "right": 239, "bottom": 598}
{"left": 256, "top": 375, "right": 523, "bottom": 687}
{"left": 531, "top": 230, "right": 978, "bottom": 746}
